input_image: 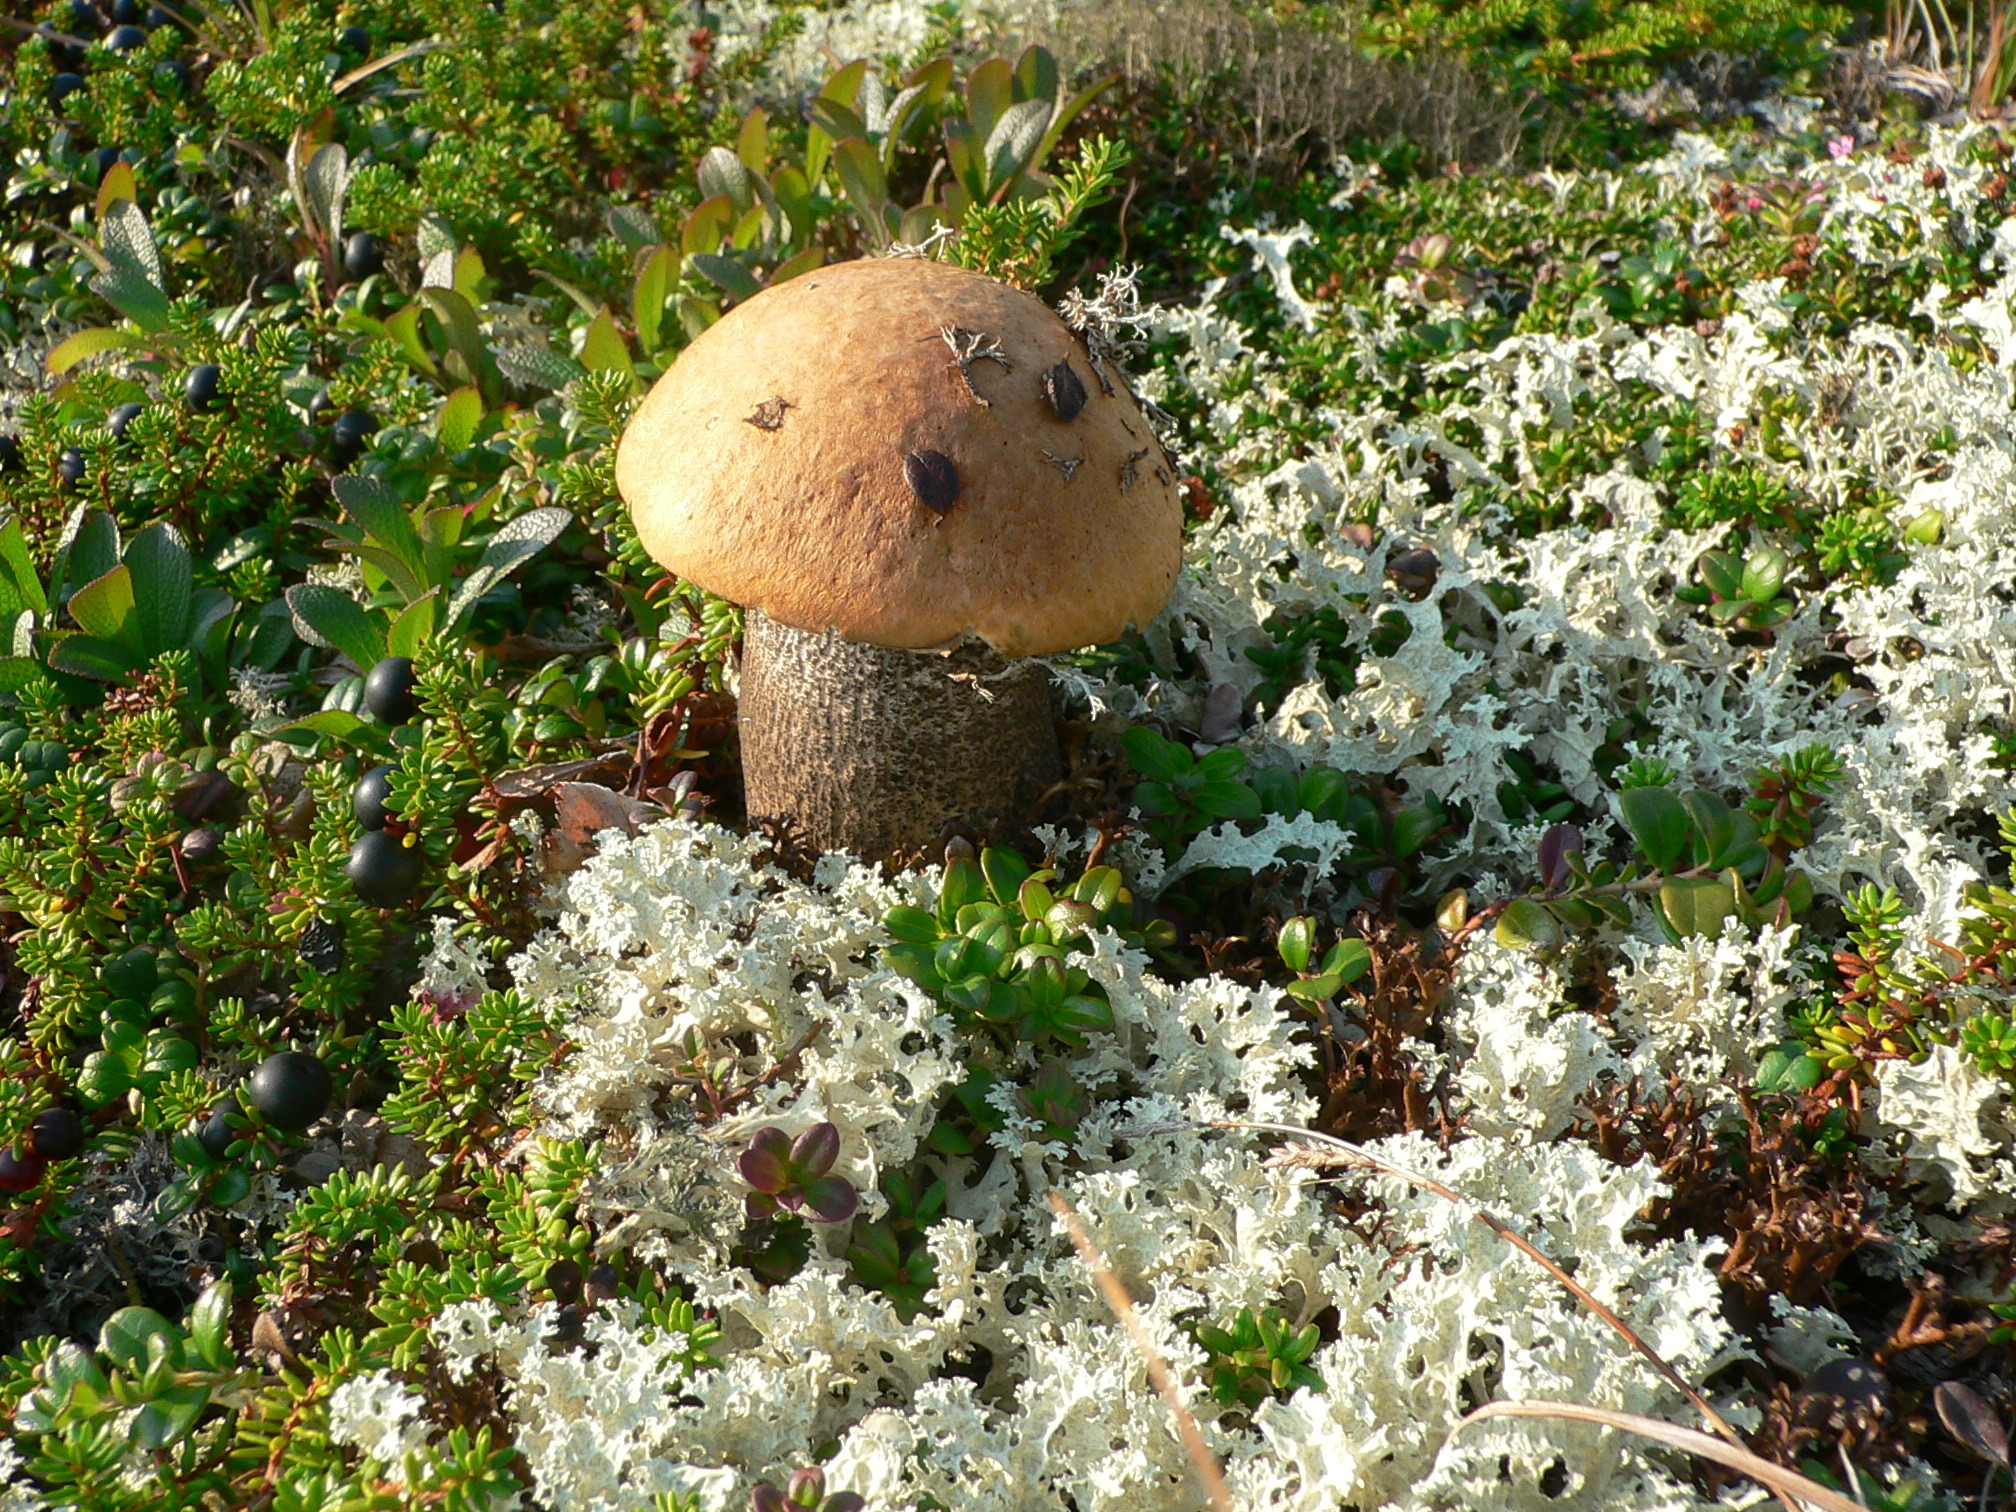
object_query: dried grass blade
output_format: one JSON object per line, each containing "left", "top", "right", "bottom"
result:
{"left": 1047, "top": 1191, "right": 1236, "bottom": 1512}
{"left": 1453, "top": 1400, "right": 1868, "bottom": 1512}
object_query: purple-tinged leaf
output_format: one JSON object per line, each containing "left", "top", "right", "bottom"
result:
{"left": 749, "top": 1486, "right": 789, "bottom": 1512}
{"left": 823, "top": 1496, "right": 867, "bottom": 1512}
{"left": 790, "top": 1121, "right": 840, "bottom": 1179}
{"left": 739, "top": 1127, "right": 792, "bottom": 1193}
{"left": 744, "top": 1190, "right": 781, "bottom": 1221}
{"left": 800, "top": 1174, "right": 859, "bottom": 1224}
{"left": 785, "top": 1467, "right": 826, "bottom": 1506}
{"left": 1537, "top": 822, "right": 1583, "bottom": 889}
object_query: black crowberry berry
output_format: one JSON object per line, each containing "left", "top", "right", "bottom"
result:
{"left": 248, "top": 1051, "right": 333, "bottom": 1132}
{"left": 197, "top": 1105, "right": 235, "bottom": 1160}
{"left": 342, "top": 231, "right": 381, "bottom": 280}
{"left": 182, "top": 362, "right": 221, "bottom": 412}
{"left": 362, "top": 656, "right": 417, "bottom": 724}
{"left": 329, "top": 407, "right": 378, "bottom": 465}
{"left": 29, "top": 1108, "right": 85, "bottom": 1162}
{"left": 0, "top": 436, "right": 21, "bottom": 474}
{"left": 107, "top": 401, "right": 143, "bottom": 438}
{"left": 57, "top": 449, "right": 85, "bottom": 489}
{"left": 0, "top": 1147, "right": 46, "bottom": 1195}
{"left": 352, "top": 763, "right": 395, "bottom": 829}
{"left": 106, "top": 23, "right": 147, "bottom": 49}
{"left": 49, "top": 74, "right": 86, "bottom": 108}
{"left": 346, "top": 830, "right": 422, "bottom": 907}
{"left": 336, "top": 24, "right": 370, "bottom": 56}
{"left": 111, "top": 0, "right": 142, "bottom": 22}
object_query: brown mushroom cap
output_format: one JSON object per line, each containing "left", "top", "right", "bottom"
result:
{"left": 615, "top": 257, "right": 1183, "bottom": 658}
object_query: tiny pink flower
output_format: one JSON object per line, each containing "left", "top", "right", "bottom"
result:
{"left": 1828, "top": 133, "right": 1856, "bottom": 160}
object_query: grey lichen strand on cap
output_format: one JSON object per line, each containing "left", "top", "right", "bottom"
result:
{"left": 616, "top": 257, "right": 1183, "bottom": 658}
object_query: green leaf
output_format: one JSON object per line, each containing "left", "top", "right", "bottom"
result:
{"left": 605, "top": 202, "right": 659, "bottom": 250}
{"left": 123, "top": 523, "right": 193, "bottom": 658}
{"left": 1194, "top": 780, "right": 1261, "bottom": 821}
{"left": 133, "top": 1385, "right": 209, "bottom": 1450}
{"left": 738, "top": 106, "right": 770, "bottom": 173}
{"left": 386, "top": 593, "right": 436, "bottom": 658}
{"left": 418, "top": 288, "right": 486, "bottom": 380}
{"left": 832, "top": 137, "right": 891, "bottom": 240}
{"left": 1277, "top": 916, "right": 1315, "bottom": 974}
{"left": 58, "top": 508, "right": 122, "bottom": 593}
{"left": 278, "top": 709, "right": 371, "bottom": 742}
{"left": 331, "top": 475, "right": 428, "bottom": 599}
{"left": 436, "top": 386, "right": 482, "bottom": 453}
{"left": 965, "top": 56, "right": 1014, "bottom": 140}
{"left": 1389, "top": 804, "right": 1441, "bottom": 859}
{"left": 1121, "top": 726, "right": 1192, "bottom": 782}
{"left": 95, "top": 159, "right": 138, "bottom": 220}
{"left": 942, "top": 116, "right": 985, "bottom": 204}
{"left": 384, "top": 304, "right": 440, "bottom": 377}
{"left": 1682, "top": 790, "right": 1734, "bottom": 867}
{"left": 1740, "top": 546, "right": 1787, "bottom": 603}
{"left": 44, "top": 1342, "right": 109, "bottom": 1411}
{"left": 696, "top": 145, "right": 757, "bottom": 213}
{"left": 1194, "top": 745, "right": 1248, "bottom": 781}
{"left": 47, "top": 634, "right": 139, "bottom": 681}
{"left": 578, "top": 309, "right": 635, "bottom": 377}
{"left": 1012, "top": 44, "right": 1059, "bottom": 104}
{"left": 883, "top": 906, "right": 941, "bottom": 945}
{"left": 1697, "top": 551, "right": 1743, "bottom": 602}
{"left": 495, "top": 343, "right": 585, "bottom": 391}
{"left": 682, "top": 194, "right": 735, "bottom": 257}
{"left": 0, "top": 520, "right": 47, "bottom": 618}
{"left": 46, "top": 326, "right": 140, "bottom": 374}
{"left": 1495, "top": 897, "right": 1561, "bottom": 951}
{"left": 89, "top": 264, "right": 172, "bottom": 333}
{"left": 284, "top": 583, "right": 387, "bottom": 671}
{"left": 689, "top": 253, "right": 763, "bottom": 303}
{"left": 1617, "top": 785, "right": 1688, "bottom": 874}
{"left": 981, "top": 846, "right": 1032, "bottom": 906}
{"left": 100, "top": 1306, "right": 180, "bottom": 1376}
{"left": 1320, "top": 937, "right": 1373, "bottom": 984}
{"left": 443, "top": 506, "right": 572, "bottom": 637}
{"left": 100, "top": 199, "right": 163, "bottom": 289}
{"left": 304, "top": 142, "right": 348, "bottom": 250}
{"left": 187, "top": 1279, "right": 233, "bottom": 1371}
{"left": 1658, "top": 875, "right": 1736, "bottom": 940}
{"left": 67, "top": 564, "right": 136, "bottom": 644}
{"left": 634, "top": 246, "right": 677, "bottom": 356}
{"left": 769, "top": 245, "right": 825, "bottom": 287}
{"left": 983, "top": 97, "right": 1050, "bottom": 197}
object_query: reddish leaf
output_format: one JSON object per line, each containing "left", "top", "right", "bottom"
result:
{"left": 800, "top": 1174, "right": 859, "bottom": 1224}
{"left": 789, "top": 1120, "right": 840, "bottom": 1178}
{"left": 738, "top": 1127, "right": 792, "bottom": 1193}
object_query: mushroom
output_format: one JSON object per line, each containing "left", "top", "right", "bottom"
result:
{"left": 615, "top": 257, "right": 1182, "bottom": 866}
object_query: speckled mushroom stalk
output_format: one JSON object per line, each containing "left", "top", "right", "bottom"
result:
{"left": 738, "top": 612, "right": 1060, "bottom": 866}
{"left": 616, "top": 257, "right": 1182, "bottom": 869}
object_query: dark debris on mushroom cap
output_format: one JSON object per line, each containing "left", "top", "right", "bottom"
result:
{"left": 903, "top": 449, "right": 960, "bottom": 515}
{"left": 1043, "top": 360, "right": 1087, "bottom": 421}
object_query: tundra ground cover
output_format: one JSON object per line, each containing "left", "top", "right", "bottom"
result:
{"left": 0, "top": 0, "right": 2014, "bottom": 1507}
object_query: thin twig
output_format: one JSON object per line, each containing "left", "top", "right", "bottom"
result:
{"left": 1047, "top": 1191, "right": 1237, "bottom": 1512}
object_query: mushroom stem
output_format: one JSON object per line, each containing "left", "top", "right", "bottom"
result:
{"left": 738, "top": 610, "right": 1062, "bottom": 866}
